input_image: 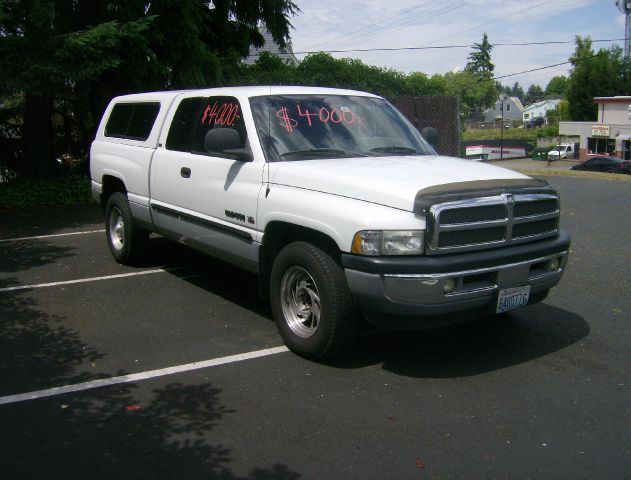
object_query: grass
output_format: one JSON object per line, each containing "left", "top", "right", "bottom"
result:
{"left": 462, "top": 126, "right": 559, "bottom": 143}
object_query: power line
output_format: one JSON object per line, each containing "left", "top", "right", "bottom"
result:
{"left": 459, "top": 50, "right": 611, "bottom": 88}
{"left": 292, "top": 38, "right": 626, "bottom": 55}
{"left": 303, "top": 0, "right": 436, "bottom": 51}
{"left": 427, "top": 0, "right": 549, "bottom": 47}
{"left": 341, "top": 2, "right": 468, "bottom": 50}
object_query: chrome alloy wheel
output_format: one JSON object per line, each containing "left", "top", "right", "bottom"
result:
{"left": 108, "top": 207, "right": 125, "bottom": 251}
{"left": 280, "top": 266, "right": 321, "bottom": 338}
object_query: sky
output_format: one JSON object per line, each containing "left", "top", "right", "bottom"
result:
{"left": 287, "top": 0, "right": 628, "bottom": 89}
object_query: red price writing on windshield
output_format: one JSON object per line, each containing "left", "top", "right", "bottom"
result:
{"left": 276, "top": 105, "right": 363, "bottom": 133}
{"left": 201, "top": 101, "right": 240, "bottom": 126}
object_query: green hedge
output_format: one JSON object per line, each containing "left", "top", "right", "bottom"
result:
{"left": 0, "top": 174, "right": 93, "bottom": 209}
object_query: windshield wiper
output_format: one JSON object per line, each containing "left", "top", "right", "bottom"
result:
{"left": 279, "top": 148, "right": 366, "bottom": 159}
{"left": 369, "top": 146, "right": 419, "bottom": 155}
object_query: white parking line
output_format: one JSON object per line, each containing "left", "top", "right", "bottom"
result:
{"left": 0, "top": 346, "right": 290, "bottom": 406}
{"left": 0, "top": 269, "right": 168, "bottom": 293}
{"left": 0, "top": 229, "right": 105, "bottom": 243}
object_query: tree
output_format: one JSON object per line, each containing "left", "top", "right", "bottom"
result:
{"left": 460, "top": 33, "right": 497, "bottom": 117}
{"left": 0, "top": 0, "right": 298, "bottom": 177}
{"left": 240, "top": 51, "right": 296, "bottom": 85}
{"left": 566, "top": 36, "right": 628, "bottom": 120}
{"left": 511, "top": 82, "right": 525, "bottom": 101}
{"left": 442, "top": 70, "right": 497, "bottom": 120}
{"left": 465, "top": 33, "right": 494, "bottom": 78}
{"left": 545, "top": 100, "right": 570, "bottom": 125}
{"left": 0, "top": 0, "right": 155, "bottom": 176}
{"left": 291, "top": 53, "right": 413, "bottom": 95}
{"left": 524, "top": 84, "right": 544, "bottom": 105}
{"left": 545, "top": 76, "right": 568, "bottom": 99}
{"left": 496, "top": 82, "right": 523, "bottom": 101}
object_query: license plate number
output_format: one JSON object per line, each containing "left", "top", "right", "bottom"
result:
{"left": 496, "top": 285, "right": 531, "bottom": 314}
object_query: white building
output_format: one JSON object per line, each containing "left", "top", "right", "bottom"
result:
{"left": 559, "top": 96, "right": 631, "bottom": 161}
{"left": 522, "top": 99, "right": 560, "bottom": 123}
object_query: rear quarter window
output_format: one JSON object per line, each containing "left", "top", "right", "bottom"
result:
{"left": 104, "top": 102, "right": 161, "bottom": 141}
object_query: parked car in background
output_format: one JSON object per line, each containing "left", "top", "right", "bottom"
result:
{"left": 571, "top": 156, "right": 631, "bottom": 174}
{"left": 526, "top": 117, "right": 545, "bottom": 129}
{"left": 548, "top": 144, "right": 574, "bottom": 160}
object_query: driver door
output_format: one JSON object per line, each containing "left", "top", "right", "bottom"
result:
{"left": 150, "top": 95, "right": 264, "bottom": 271}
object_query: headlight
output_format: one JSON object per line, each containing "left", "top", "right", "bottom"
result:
{"left": 351, "top": 230, "right": 424, "bottom": 255}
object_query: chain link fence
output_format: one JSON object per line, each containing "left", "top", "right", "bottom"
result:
{"left": 387, "top": 96, "right": 461, "bottom": 157}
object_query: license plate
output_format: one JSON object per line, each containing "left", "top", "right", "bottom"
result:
{"left": 496, "top": 285, "right": 531, "bottom": 314}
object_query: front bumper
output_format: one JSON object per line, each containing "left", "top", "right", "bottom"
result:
{"left": 342, "top": 231, "right": 570, "bottom": 326}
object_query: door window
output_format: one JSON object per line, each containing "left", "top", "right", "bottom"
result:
{"left": 166, "top": 96, "right": 249, "bottom": 158}
{"left": 191, "top": 97, "right": 248, "bottom": 158}
{"left": 166, "top": 97, "right": 205, "bottom": 152}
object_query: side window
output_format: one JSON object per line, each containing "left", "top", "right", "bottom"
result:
{"left": 191, "top": 96, "right": 248, "bottom": 157}
{"left": 166, "top": 97, "right": 205, "bottom": 152}
{"left": 105, "top": 102, "right": 160, "bottom": 140}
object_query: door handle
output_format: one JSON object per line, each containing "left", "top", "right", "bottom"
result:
{"left": 180, "top": 167, "right": 191, "bottom": 178}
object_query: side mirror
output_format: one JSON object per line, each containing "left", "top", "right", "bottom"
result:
{"left": 421, "top": 127, "right": 439, "bottom": 151}
{"left": 204, "top": 128, "right": 253, "bottom": 162}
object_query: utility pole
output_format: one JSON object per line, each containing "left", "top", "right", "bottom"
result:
{"left": 617, "top": 0, "right": 631, "bottom": 59}
{"left": 500, "top": 94, "right": 507, "bottom": 161}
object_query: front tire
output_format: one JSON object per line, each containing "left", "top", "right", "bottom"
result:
{"left": 270, "top": 242, "right": 357, "bottom": 360}
{"left": 105, "top": 192, "right": 148, "bottom": 265}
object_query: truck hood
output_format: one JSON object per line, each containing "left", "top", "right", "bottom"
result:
{"left": 269, "top": 155, "right": 531, "bottom": 211}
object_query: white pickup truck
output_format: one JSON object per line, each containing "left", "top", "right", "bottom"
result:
{"left": 90, "top": 86, "right": 570, "bottom": 359}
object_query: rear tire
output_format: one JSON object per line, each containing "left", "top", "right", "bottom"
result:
{"left": 270, "top": 241, "right": 357, "bottom": 360}
{"left": 105, "top": 192, "right": 149, "bottom": 265}
{"left": 605, "top": 168, "right": 615, "bottom": 173}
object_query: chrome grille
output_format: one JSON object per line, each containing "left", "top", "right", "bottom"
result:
{"left": 512, "top": 218, "right": 558, "bottom": 239}
{"left": 439, "top": 204, "right": 506, "bottom": 224}
{"left": 438, "top": 226, "right": 506, "bottom": 248}
{"left": 513, "top": 199, "right": 557, "bottom": 217}
{"left": 427, "top": 193, "right": 559, "bottom": 255}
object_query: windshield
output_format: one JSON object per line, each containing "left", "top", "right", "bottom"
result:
{"left": 249, "top": 94, "right": 436, "bottom": 162}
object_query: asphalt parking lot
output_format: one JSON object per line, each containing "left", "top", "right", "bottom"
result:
{"left": 1, "top": 176, "right": 630, "bottom": 479}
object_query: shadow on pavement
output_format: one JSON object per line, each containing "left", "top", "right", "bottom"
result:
{"left": 0, "top": 240, "right": 77, "bottom": 278}
{"left": 143, "top": 239, "right": 589, "bottom": 377}
{"left": 330, "top": 302, "right": 589, "bottom": 378}
{"left": 0, "top": 203, "right": 103, "bottom": 239}
{"left": 0, "top": 278, "right": 300, "bottom": 480}
{"left": 140, "top": 237, "right": 273, "bottom": 320}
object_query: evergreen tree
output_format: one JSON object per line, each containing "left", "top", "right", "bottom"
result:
{"left": 465, "top": 33, "right": 494, "bottom": 77}
{"left": 510, "top": 82, "right": 525, "bottom": 101}
{"left": 0, "top": 0, "right": 298, "bottom": 177}
{"left": 462, "top": 33, "right": 496, "bottom": 112}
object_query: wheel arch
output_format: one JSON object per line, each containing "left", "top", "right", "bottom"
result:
{"left": 258, "top": 221, "right": 343, "bottom": 302}
{"left": 100, "top": 175, "right": 127, "bottom": 209}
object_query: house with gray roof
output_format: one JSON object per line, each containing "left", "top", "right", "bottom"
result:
{"left": 243, "top": 26, "right": 298, "bottom": 66}
{"left": 483, "top": 96, "right": 524, "bottom": 123}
